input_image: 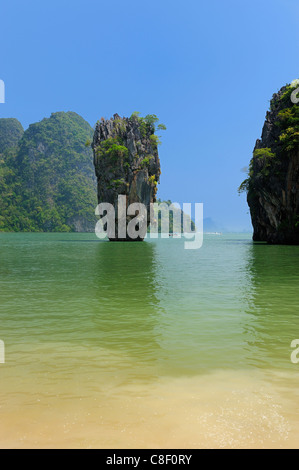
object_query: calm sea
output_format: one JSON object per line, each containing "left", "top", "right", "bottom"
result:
{"left": 0, "top": 233, "right": 299, "bottom": 448}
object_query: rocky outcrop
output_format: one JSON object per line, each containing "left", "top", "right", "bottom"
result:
{"left": 92, "top": 113, "right": 161, "bottom": 241}
{"left": 242, "top": 82, "right": 299, "bottom": 244}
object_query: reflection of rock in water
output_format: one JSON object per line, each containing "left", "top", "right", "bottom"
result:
{"left": 92, "top": 241, "right": 163, "bottom": 362}
{"left": 243, "top": 243, "right": 299, "bottom": 370}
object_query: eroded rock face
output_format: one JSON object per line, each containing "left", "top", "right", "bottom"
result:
{"left": 92, "top": 114, "right": 161, "bottom": 241}
{"left": 244, "top": 84, "right": 299, "bottom": 244}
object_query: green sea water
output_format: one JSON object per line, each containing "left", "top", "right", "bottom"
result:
{"left": 0, "top": 233, "right": 299, "bottom": 448}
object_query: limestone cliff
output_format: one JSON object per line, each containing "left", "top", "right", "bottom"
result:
{"left": 0, "top": 112, "right": 97, "bottom": 232}
{"left": 241, "top": 82, "right": 299, "bottom": 244}
{"left": 92, "top": 113, "right": 162, "bottom": 241}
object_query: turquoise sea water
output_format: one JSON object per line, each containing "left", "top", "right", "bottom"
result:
{"left": 0, "top": 233, "right": 299, "bottom": 448}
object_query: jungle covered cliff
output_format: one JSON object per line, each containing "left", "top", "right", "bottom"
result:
{"left": 240, "top": 81, "right": 299, "bottom": 244}
{"left": 0, "top": 112, "right": 97, "bottom": 232}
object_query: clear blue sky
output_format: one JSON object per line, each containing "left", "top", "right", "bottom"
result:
{"left": 1, "top": 0, "right": 298, "bottom": 231}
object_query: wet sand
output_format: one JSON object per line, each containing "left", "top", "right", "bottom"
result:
{"left": 0, "top": 369, "right": 298, "bottom": 449}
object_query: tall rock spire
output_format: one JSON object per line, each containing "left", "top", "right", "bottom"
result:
{"left": 92, "top": 113, "right": 162, "bottom": 241}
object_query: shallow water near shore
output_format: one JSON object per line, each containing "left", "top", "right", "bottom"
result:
{"left": 0, "top": 232, "right": 299, "bottom": 448}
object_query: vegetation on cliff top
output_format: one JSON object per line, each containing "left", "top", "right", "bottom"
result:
{"left": 130, "top": 112, "right": 166, "bottom": 134}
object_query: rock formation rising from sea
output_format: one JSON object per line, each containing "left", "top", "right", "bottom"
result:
{"left": 240, "top": 81, "right": 299, "bottom": 244}
{"left": 92, "top": 113, "right": 162, "bottom": 241}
